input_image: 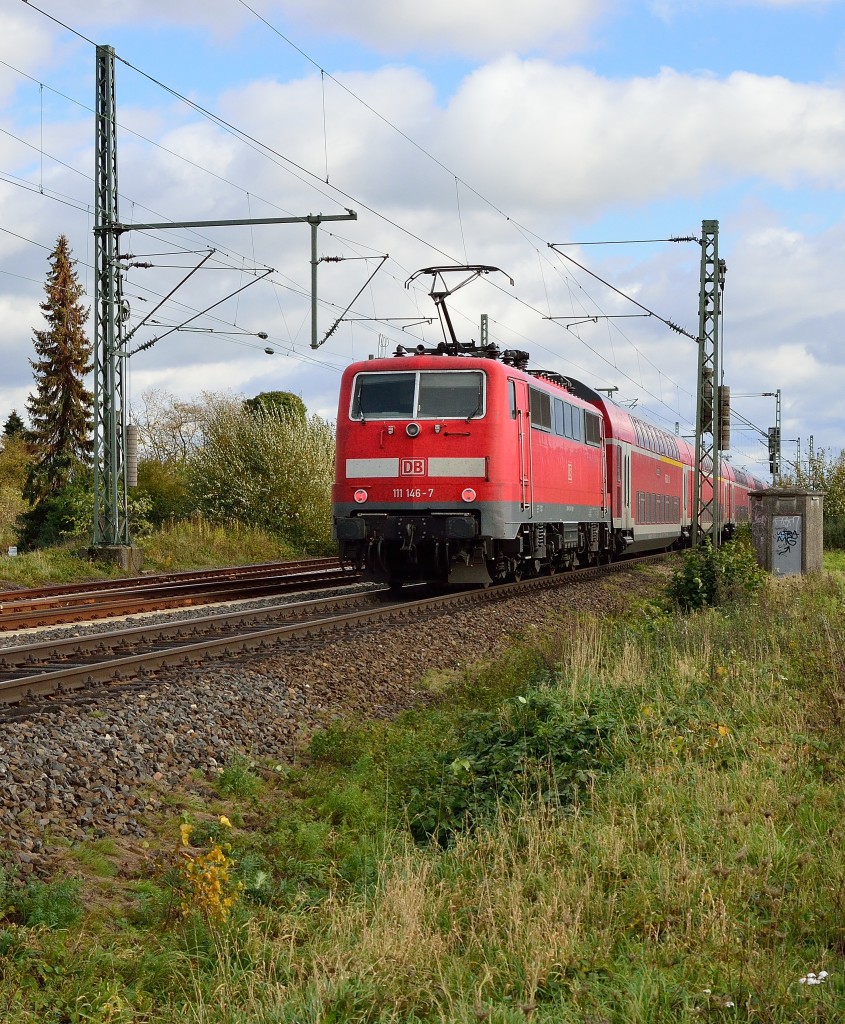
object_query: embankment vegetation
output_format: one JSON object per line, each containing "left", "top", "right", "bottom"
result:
{"left": 0, "top": 388, "right": 335, "bottom": 585}
{"left": 2, "top": 548, "right": 845, "bottom": 1021}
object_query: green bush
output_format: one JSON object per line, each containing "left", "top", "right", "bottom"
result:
{"left": 667, "top": 531, "right": 765, "bottom": 612}
{"left": 214, "top": 754, "right": 262, "bottom": 798}
{"left": 15, "top": 478, "right": 93, "bottom": 549}
{"left": 824, "top": 515, "right": 845, "bottom": 550}
{"left": 15, "top": 877, "right": 82, "bottom": 929}
{"left": 187, "top": 403, "right": 335, "bottom": 551}
{"left": 406, "top": 689, "right": 619, "bottom": 847}
{"left": 15, "top": 474, "right": 153, "bottom": 550}
{"left": 135, "top": 458, "right": 194, "bottom": 527}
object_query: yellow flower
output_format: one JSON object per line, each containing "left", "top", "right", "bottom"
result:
{"left": 180, "top": 823, "right": 194, "bottom": 847}
{"left": 219, "top": 815, "right": 232, "bottom": 828}
{"left": 718, "top": 724, "right": 730, "bottom": 736}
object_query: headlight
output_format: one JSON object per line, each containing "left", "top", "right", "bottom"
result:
{"left": 461, "top": 487, "right": 476, "bottom": 502}
{"left": 354, "top": 489, "right": 368, "bottom": 503}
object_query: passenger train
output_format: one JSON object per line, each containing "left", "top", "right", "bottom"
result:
{"left": 332, "top": 273, "right": 766, "bottom": 587}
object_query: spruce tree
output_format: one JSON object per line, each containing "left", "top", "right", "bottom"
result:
{"left": 24, "top": 234, "right": 94, "bottom": 502}
{"left": 2, "top": 410, "right": 25, "bottom": 438}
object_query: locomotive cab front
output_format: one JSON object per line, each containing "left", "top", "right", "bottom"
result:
{"left": 333, "top": 358, "right": 498, "bottom": 586}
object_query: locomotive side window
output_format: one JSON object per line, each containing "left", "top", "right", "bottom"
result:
{"left": 554, "top": 398, "right": 565, "bottom": 435}
{"left": 529, "top": 388, "right": 552, "bottom": 431}
{"left": 584, "top": 411, "right": 601, "bottom": 446}
{"left": 571, "top": 407, "right": 584, "bottom": 442}
{"left": 350, "top": 370, "right": 484, "bottom": 420}
{"left": 509, "top": 379, "right": 518, "bottom": 419}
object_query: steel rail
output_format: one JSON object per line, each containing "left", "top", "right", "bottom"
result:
{"left": 0, "top": 554, "right": 668, "bottom": 707}
{"left": 0, "top": 565, "right": 360, "bottom": 631}
{"left": 0, "top": 587, "right": 385, "bottom": 672}
{"left": 0, "top": 557, "right": 340, "bottom": 605}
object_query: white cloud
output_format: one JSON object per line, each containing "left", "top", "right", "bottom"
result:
{"left": 50, "top": 0, "right": 250, "bottom": 35}
{"left": 437, "top": 60, "right": 845, "bottom": 215}
{"left": 0, "top": 12, "right": 56, "bottom": 94}
{"left": 4, "top": 6, "right": 845, "bottom": 460}
{"left": 35, "top": 0, "right": 606, "bottom": 57}
{"left": 275, "top": 0, "right": 608, "bottom": 58}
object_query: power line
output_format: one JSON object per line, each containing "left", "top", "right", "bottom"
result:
{"left": 16, "top": 0, "right": 707, "bottom": 424}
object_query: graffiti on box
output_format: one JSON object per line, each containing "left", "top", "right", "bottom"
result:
{"left": 773, "top": 515, "right": 802, "bottom": 575}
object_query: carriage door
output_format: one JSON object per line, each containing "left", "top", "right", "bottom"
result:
{"left": 509, "top": 378, "right": 533, "bottom": 517}
{"left": 612, "top": 444, "right": 622, "bottom": 522}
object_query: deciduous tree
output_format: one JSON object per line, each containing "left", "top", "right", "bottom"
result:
{"left": 243, "top": 390, "right": 306, "bottom": 423}
{"left": 188, "top": 401, "right": 335, "bottom": 550}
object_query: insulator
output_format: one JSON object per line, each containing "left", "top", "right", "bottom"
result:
{"left": 126, "top": 423, "right": 139, "bottom": 488}
{"left": 700, "top": 367, "right": 714, "bottom": 431}
{"left": 718, "top": 385, "right": 730, "bottom": 450}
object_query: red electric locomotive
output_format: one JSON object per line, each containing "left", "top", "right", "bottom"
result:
{"left": 332, "top": 266, "right": 766, "bottom": 586}
{"left": 333, "top": 348, "right": 609, "bottom": 584}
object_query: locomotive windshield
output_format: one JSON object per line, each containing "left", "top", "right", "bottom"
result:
{"left": 351, "top": 370, "right": 485, "bottom": 420}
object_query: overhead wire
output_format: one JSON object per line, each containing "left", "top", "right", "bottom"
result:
{"left": 15, "top": 0, "right": 701, "bottom": 431}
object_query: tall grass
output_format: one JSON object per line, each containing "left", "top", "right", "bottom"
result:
{"left": 3, "top": 567, "right": 845, "bottom": 1021}
{"left": 0, "top": 516, "right": 306, "bottom": 587}
{"left": 141, "top": 515, "right": 302, "bottom": 571}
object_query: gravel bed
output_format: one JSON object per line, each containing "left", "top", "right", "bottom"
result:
{"left": 0, "top": 565, "right": 669, "bottom": 874}
{"left": 0, "top": 580, "right": 380, "bottom": 650}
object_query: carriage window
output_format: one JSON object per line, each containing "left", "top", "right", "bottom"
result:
{"left": 529, "top": 388, "right": 552, "bottom": 431}
{"left": 417, "top": 372, "right": 484, "bottom": 418}
{"left": 584, "top": 411, "right": 601, "bottom": 446}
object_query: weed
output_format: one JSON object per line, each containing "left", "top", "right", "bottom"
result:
{"left": 66, "top": 837, "right": 119, "bottom": 878}
{"left": 214, "top": 754, "right": 262, "bottom": 799}
{"left": 14, "top": 877, "right": 83, "bottom": 929}
{"left": 177, "top": 817, "right": 244, "bottom": 924}
{"left": 406, "top": 688, "right": 619, "bottom": 847}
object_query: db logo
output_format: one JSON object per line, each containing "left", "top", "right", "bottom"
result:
{"left": 400, "top": 458, "right": 426, "bottom": 476}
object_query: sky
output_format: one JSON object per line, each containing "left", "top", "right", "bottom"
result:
{"left": 2, "top": 0, "right": 845, "bottom": 480}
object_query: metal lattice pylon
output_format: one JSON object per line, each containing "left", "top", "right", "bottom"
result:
{"left": 691, "top": 219, "right": 723, "bottom": 546}
{"left": 93, "top": 44, "right": 129, "bottom": 546}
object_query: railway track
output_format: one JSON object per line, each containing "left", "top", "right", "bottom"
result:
{"left": 0, "top": 553, "right": 667, "bottom": 710}
{"left": 0, "top": 557, "right": 358, "bottom": 631}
